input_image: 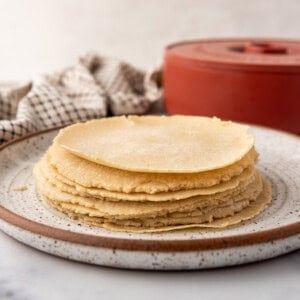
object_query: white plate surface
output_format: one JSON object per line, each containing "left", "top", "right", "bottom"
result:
{"left": 0, "top": 126, "right": 299, "bottom": 270}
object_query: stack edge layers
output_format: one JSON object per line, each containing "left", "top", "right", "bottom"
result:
{"left": 33, "top": 116, "right": 272, "bottom": 233}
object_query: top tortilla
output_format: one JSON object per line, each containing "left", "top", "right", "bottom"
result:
{"left": 55, "top": 115, "right": 254, "bottom": 173}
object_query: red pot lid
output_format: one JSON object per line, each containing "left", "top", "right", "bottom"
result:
{"left": 166, "top": 38, "right": 300, "bottom": 72}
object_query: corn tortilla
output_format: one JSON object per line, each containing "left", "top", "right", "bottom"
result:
{"left": 38, "top": 155, "right": 255, "bottom": 201}
{"left": 44, "top": 178, "right": 271, "bottom": 233}
{"left": 34, "top": 164, "right": 262, "bottom": 219}
{"left": 47, "top": 143, "right": 258, "bottom": 193}
{"left": 55, "top": 116, "right": 255, "bottom": 173}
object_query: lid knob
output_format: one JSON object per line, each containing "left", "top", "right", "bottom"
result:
{"left": 244, "top": 42, "right": 287, "bottom": 54}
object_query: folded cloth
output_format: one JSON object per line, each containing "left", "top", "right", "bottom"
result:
{"left": 0, "top": 53, "right": 162, "bottom": 145}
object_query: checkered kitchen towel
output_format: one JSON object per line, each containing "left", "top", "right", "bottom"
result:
{"left": 0, "top": 53, "right": 162, "bottom": 144}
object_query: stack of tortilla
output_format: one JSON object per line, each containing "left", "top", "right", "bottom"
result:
{"left": 33, "top": 115, "right": 272, "bottom": 233}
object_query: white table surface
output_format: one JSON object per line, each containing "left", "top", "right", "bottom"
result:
{"left": 0, "top": 230, "right": 299, "bottom": 300}
{"left": 1, "top": 1, "right": 300, "bottom": 299}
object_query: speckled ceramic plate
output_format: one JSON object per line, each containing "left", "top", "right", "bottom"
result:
{"left": 0, "top": 126, "right": 299, "bottom": 270}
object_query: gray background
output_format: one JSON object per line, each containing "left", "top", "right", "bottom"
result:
{"left": 0, "top": 0, "right": 299, "bottom": 80}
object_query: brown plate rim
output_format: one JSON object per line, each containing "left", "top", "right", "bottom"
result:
{"left": 0, "top": 126, "right": 299, "bottom": 252}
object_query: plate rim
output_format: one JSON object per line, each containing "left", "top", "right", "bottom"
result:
{"left": 0, "top": 126, "right": 299, "bottom": 252}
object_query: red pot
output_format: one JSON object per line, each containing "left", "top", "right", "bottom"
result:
{"left": 163, "top": 38, "right": 300, "bottom": 134}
